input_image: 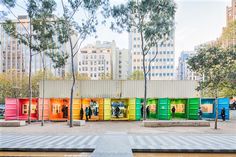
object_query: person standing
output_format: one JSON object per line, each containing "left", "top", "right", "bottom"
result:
{"left": 221, "top": 107, "right": 226, "bottom": 121}
{"left": 80, "top": 107, "right": 84, "bottom": 120}
{"left": 88, "top": 106, "right": 92, "bottom": 119}
{"left": 115, "top": 106, "right": 120, "bottom": 118}
{"left": 198, "top": 107, "right": 203, "bottom": 120}
{"left": 85, "top": 107, "right": 89, "bottom": 121}
{"left": 146, "top": 106, "right": 150, "bottom": 119}
{"left": 141, "top": 105, "right": 143, "bottom": 118}
{"left": 171, "top": 106, "right": 176, "bottom": 118}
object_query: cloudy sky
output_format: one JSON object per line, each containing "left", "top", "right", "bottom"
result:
{"left": 0, "top": 0, "right": 232, "bottom": 60}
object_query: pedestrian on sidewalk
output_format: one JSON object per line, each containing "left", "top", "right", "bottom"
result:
{"left": 88, "top": 106, "right": 92, "bottom": 119}
{"left": 198, "top": 107, "right": 203, "bottom": 120}
{"left": 85, "top": 107, "right": 89, "bottom": 121}
{"left": 146, "top": 106, "right": 150, "bottom": 119}
{"left": 171, "top": 106, "right": 176, "bottom": 118}
{"left": 221, "top": 107, "right": 226, "bottom": 121}
{"left": 80, "top": 107, "right": 84, "bottom": 120}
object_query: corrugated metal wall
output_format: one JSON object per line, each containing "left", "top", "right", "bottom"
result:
{"left": 40, "top": 80, "right": 199, "bottom": 98}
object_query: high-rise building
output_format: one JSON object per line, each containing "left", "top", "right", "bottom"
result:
{"left": 0, "top": 15, "right": 76, "bottom": 78}
{"left": 177, "top": 51, "right": 200, "bottom": 81}
{"left": 226, "top": 0, "right": 236, "bottom": 24}
{"left": 129, "top": 28, "right": 175, "bottom": 80}
{"left": 78, "top": 41, "right": 129, "bottom": 80}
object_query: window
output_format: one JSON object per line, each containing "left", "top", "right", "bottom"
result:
{"left": 160, "top": 73, "right": 162, "bottom": 77}
{"left": 163, "top": 59, "right": 166, "bottom": 62}
{"left": 167, "top": 58, "right": 170, "bottom": 62}
{"left": 171, "top": 73, "right": 173, "bottom": 76}
{"left": 134, "top": 45, "right": 136, "bottom": 48}
{"left": 156, "top": 66, "right": 158, "bottom": 69}
{"left": 167, "top": 73, "right": 170, "bottom": 76}
{"left": 137, "top": 45, "right": 140, "bottom": 48}
{"left": 152, "top": 73, "right": 154, "bottom": 76}
{"left": 163, "top": 66, "right": 166, "bottom": 69}
{"left": 163, "top": 73, "right": 166, "bottom": 76}
{"left": 167, "top": 51, "right": 170, "bottom": 54}
{"left": 160, "top": 59, "right": 162, "bottom": 62}
{"left": 167, "top": 65, "right": 170, "bottom": 69}
{"left": 152, "top": 66, "right": 154, "bottom": 69}
{"left": 160, "top": 51, "right": 162, "bottom": 54}
{"left": 171, "top": 65, "right": 174, "bottom": 69}
{"left": 155, "top": 59, "right": 158, "bottom": 62}
{"left": 134, "top": 37, "right": 136, "bottom": 40}
{"left": 163, "top": 51, "right": 166, "bottom": 54}
{"left": 171, "top": 51, "right": 174, "bottom": 54}
{"left": 159, "top": 66, "right": 162, "bottom": 69}
{"left": 134, "top": 66, "right": 136, "bottom": 70}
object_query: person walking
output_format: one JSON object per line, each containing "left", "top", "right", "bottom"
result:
{"left": 80, "top": 107, "right": 84, "bottom": 120}
{"left": 198, "top": 107, "right": 203, "bottom": 120}
{"left": 171, "top": 106, "right": 176, "bottom": 118}
{"left": 88, "top": 106, "right": 92, "bottom": 119}
{"left": 221, "top": 107, "right": 226, "bottom": 121}
{"left": 85, "top": 107, "right": 89, "bottom": 121}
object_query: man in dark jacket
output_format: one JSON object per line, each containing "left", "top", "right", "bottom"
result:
{"left": 221, "top": 108, "right": 226, "bottom": 121}
{"left": 171, "top": 106, "right": 176, "bottom": 118}
{"left": 80, "top": 107, "right": 84, "bottom": 120}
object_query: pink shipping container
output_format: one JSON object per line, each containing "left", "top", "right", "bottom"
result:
{"left": 5, "top": 98, "right": 18, "bottom": 120}
{"left": 5, "top": 98, "right": 38, "bottom": 121}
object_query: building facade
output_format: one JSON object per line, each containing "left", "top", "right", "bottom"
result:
{"left": 226, "top": 0, "right": 236, "bottom": 24}
{"left": 129, "top": 29, "right": 175, "bottom": 80}
{"left": 0, "top": 15, "right": 75, "bottom": 79}
{"left": 177, "top": 51, "right": 200, "bottom": 81}
{"left": 78, "top": 41, "right": 129, "bottom": 80}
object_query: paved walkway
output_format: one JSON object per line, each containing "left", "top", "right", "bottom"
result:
{"left": 1, "top": 133, "right": 236, "bottom": 154}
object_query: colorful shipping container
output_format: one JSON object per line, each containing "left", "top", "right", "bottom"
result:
{"left": 4, "top": 97, "right": 230, "bottom": 121}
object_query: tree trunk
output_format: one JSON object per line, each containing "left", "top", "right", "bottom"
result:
{"left": 69, "top": 38, "right": 74, "bottom": 128}
{"left": 41, "top": 51, "right": 45, "bottom": 126}
{"left": 28, "top": 18, "right": 32, "bottom": 124}
{"left": 214, "top": 89, "right": 218, "bottom": 130}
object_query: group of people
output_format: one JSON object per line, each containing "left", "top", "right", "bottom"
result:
{"left": 80, "top": 106, "right": 93, "bottom": 121}
{"left": 198, "top": 107, "right": 226, "bottom": 121}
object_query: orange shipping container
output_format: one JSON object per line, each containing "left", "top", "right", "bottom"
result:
{"left": 49, "top": 98, "right": 69, "bottom": 121}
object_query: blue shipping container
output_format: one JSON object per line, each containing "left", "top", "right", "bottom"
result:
{"left": 201, "top": 98, "right": 215, "bottom": 119}
{"left": 217, "top": 98, "right": 230, "bottom": 120}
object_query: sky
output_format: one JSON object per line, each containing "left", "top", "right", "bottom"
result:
{"left": 0, "top": 0, "right": 232, "bottom": 60}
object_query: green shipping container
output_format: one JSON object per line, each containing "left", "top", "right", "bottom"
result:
{"left": 158, "top": 98, "right": 171, "bottom": 120}
{"left": 187, "top": 98, "right": 200, "bottom": 120}
{"left": 104, "top": 98, "right": 111, "bottom": 120}
{"left": 135, "top": 98, "right": 142, "bottom": 120}
{"left": 147, "top": 99, "right": 158, "bottom": 119}
{"left": 170, "top": 99, "right": 187, "bottom": 119}
{"left": 128, "top": 98, "right": 136, "bottom": 120}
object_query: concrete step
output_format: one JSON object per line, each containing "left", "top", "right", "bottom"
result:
{"left": 143, "top": 120, "right": 210, "bottom": 127}
{"left": 0, "top": 120, "right": 26, "bottom": 127}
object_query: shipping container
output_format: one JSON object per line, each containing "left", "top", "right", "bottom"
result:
{"left": 110, "top": 99, "right": 129, "bottom": 120}
{"left": 5, "top": 98, "right": 18, "bottom": 120}
{"left": 81, "top": 98, "right": 104, "bottom": 120}
{"left": 38, "top": 98, "right": 50, "bottom": 121}
{"left": 40, "top": 80, "right": 198, "bottom": 99}
{"left": 187, "top": 98, "right": 200, "bottom": 120}
{"left": 217, "top": 98, "right": 230, "bottom": 120}
{"left": 49, "top": 98, "right": 69, "bottom": 121}
{"left": 201, "top": 98, "right": 215, "bottom": 119}
{"left": 147, "top": 99, "right": 158, "bottom": 119}
{"left": 170, "top": 99, "right": 187, "bottom": 119}
{"left": 158, "top": 98, "right": 171, "bottom": 120}
{"left": 135, "top": 98, "right": 142, "bottom": 120}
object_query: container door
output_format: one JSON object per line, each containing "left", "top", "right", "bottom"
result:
{"left": 98, "top": 99, "right": 104, "bottom": 120}
{"left": 135, "top": 98, "right": 141, "bottom": 120}
{"left": 200, "top": 98, "right": 215, "bottom": 119}
{"left": 158, "top": 98, "right": 171, "bottom": 120}
{"left": 104, "top": 98, "right": 111, "bottom": 120}
{"left": 5, "top": 98, "right": 18, "bottom": 120}
{"left": 187, "top": 98, "right": 200, "bottom": 120}
{"left": 217, "top": 98, "right": 229, "bottom": 120}
{"left": 38, "top": 98, "right": 50, "bottom": 121}
{"left": 148, "top": 99, "right": 157, "bottom": 119}
{"left": 72, "top": 99, "right": 81, "bottom": 120}
{"left": 128, "top": 98, "right": 136, "bottom": 120}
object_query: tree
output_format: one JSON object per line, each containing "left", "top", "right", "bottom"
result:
{"left": 221, "top": 20, "right": 236, "bottom": 48}
{"left": 128, "top": 70, "right": 144, "bottom": 80}
{"left": 188, "top": 45, "right": 236, "bottom": 129}
{"left": 2, "top": 0, "right": 66, "bottom": 125}
{"left": 111, "top": 0, "right": 176, "bottom": 120}
{"left": 56, "top": 0, "right": 110, "bottom": 127}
